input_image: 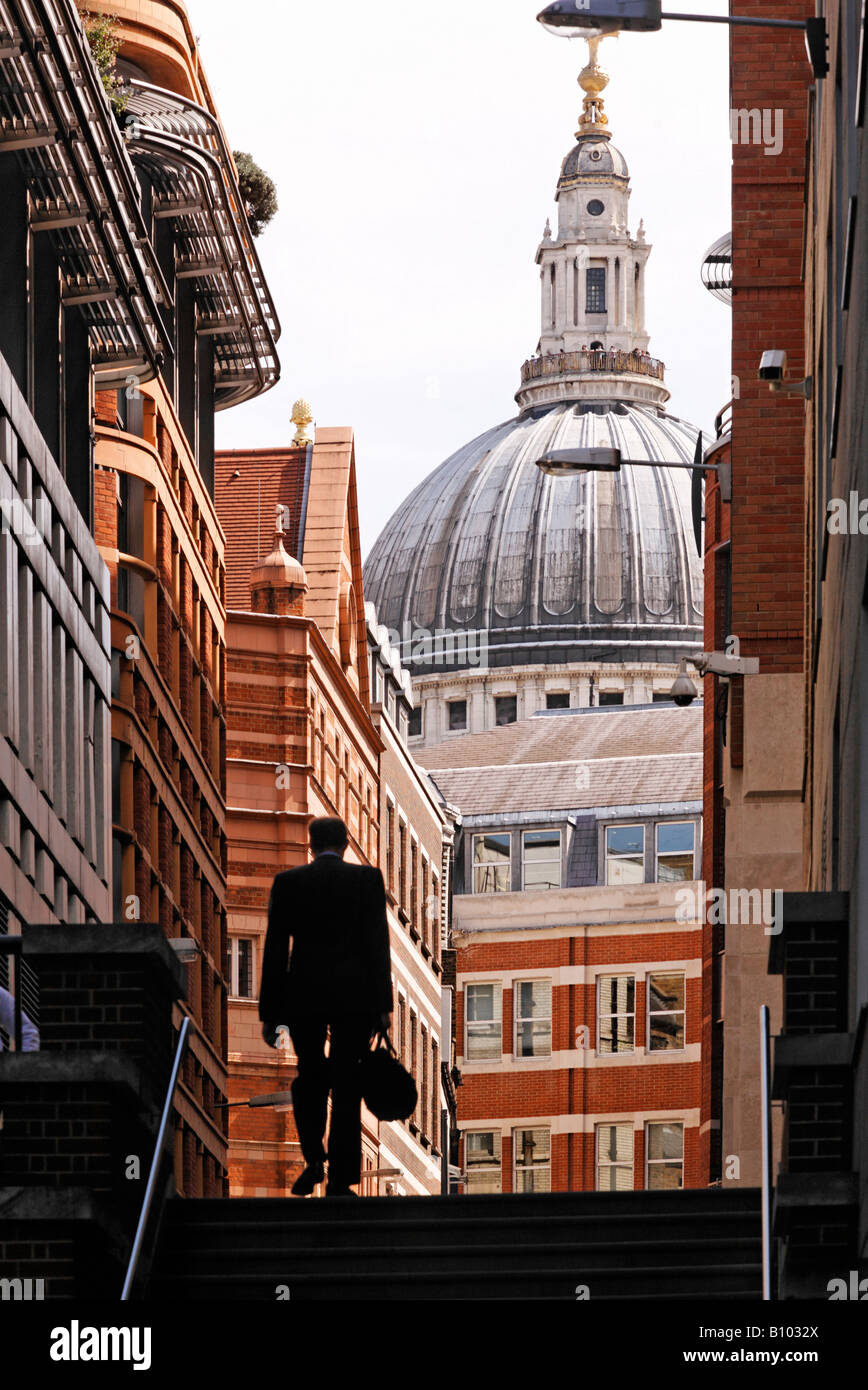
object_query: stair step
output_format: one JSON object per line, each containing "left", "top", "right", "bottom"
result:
{"left": 149, "top": 1188, "right": 763, "bottom": 1302}
{"left": 162, "top": 1235, "right": 759, "bottom": 1277}
{"left": 152, "top": 1261, "right": 762, "bottom": 1301}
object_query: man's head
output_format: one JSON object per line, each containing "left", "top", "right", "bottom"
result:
{"left": 309, "top": 816, "right": 349, "bottom": 857}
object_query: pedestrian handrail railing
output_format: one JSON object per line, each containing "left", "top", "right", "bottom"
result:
{"left": 121, "top": 1015, "right": 192, "bottom": 1300}
{"left": 0, "top": 937, "right": 24, "bottom": 1052}
{"left": 760, "top": 1003, "right": 774, "bottom": 1300}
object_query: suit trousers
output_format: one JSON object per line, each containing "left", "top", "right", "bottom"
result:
{"left": 289, "top": 1013, "right": 375, "bottom": 1187}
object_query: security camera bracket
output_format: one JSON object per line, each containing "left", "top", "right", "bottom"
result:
{"left": 768, "top": 377, "right": 812, "bottom": 399}
{"left": 696, "top": 651, "right": 760, "bottom": 677}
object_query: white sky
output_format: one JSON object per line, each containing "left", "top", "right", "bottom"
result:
{"left": 185, "top": 0, "right": 732, "bottom": 556}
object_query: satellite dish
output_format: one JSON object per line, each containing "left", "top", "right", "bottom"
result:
{"left": 691, "top": 430, "right": 704, "bottom": 558}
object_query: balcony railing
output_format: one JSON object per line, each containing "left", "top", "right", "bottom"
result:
{"left": 520, "top": 348, "right": 665, "bottom": 385}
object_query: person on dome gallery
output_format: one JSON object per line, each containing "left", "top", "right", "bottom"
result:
{"left": 259, "top": 816, "right": 393, "bottom": 1196}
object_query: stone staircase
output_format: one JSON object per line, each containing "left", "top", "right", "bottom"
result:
{"left": 150, "top": 1187, "right": 763, "bottom": 1301}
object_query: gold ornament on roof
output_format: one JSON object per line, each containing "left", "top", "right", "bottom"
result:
{"left": 576, "top": 32, "right": 618, "bottom": 138}
{"left": 291, "top": 398, "right": 314, "bottom": 446}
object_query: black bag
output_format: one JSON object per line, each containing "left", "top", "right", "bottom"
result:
{"left": 361, "top": 1033, "right": 417, "bottom": 1122}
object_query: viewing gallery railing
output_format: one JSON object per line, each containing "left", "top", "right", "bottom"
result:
{"left": 520, "top": 349, "right": 665, "bottom": 384}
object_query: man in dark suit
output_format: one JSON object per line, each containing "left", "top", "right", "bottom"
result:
{"left": 260, "top": 816, "right": 392, "bottom": 1197}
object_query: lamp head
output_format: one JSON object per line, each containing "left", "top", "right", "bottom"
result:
{"left": 536, "top": 1, "right": 662, "bottom": 38}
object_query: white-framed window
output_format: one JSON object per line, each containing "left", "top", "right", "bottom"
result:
{"left": 605, "top": 824, "right": 645, "bottom": 884}
{"left": 465, "top": 982, "right": 502, "bottom": 1060}
{"left": 514, "top": 979, "right": 552, "bottom": 1057}
{"left": 647, "top": 972, "right": 686, "bottom": 1051}
{"left": 465, "top": 1130, "right": 501, "bottom": 1193}
{"left": 522, "top": 829, "right": 562, "bottom": 891}
{"left": 596, "top": 1122, "right": 634, "bottom": 1191}
{"left": 472, "top": 832, "right": 511, "bottom": 893}
{"left": 646, "top": 1121, "right": 684, "bottom": 1189}
{"left": 513, "top": 1127, "right": 551, "bottom": 1192}
{"left": 597, "top": 974, "right": 635, "bottom": 1053}
{"left": 655, "top": 821, "right": 696, "bottom": 881}
{"left": 228, "top": 936, "right": 255, "bottom": 999}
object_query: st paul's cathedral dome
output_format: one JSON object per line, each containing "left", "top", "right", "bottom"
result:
{"left": 364, "top": 42, "right": 705, "bottom": 741}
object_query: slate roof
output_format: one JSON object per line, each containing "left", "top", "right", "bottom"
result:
{"left": 419, "top": 704, "right": 702, "bottom": 815}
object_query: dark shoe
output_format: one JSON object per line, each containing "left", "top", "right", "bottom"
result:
{"left": 325, "top": 1183, "right": 358, "bottom": 1197}
{"left": 291, "top": 1161, "right": 324, "bottom": 1196}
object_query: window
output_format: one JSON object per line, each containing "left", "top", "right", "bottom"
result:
{"left": 652, "top": 691, "right": 672, "bottom": 703}
{"left": 596, "top": 1123, "right": 634, "bottom": 1190}
{"left": 514, "top": 979, "right": 552, "bottom": 1056}
{"left": 598, "top": 690, "right": 624, "bottom": 706}
{"left": 656, "top": 821, "right": 695, "bottom": 881}
{"left": 586, "top": 266, "right": 606, "bottom": 312}
{"left": 465, "top": 1131, "right": 501, "bottom": 1193}
{"left": 408, "top": 705, "right": 422, "bottom": 737}
{"left": 228, "top": 937, "right": 254, "bottom": 999}
{"left": 597, "top": 974, "right": 635, "bottom": 1053}
{"left": 399, "top": 822, "right": 408, "bottom": 911}
{"left": 448, "top": 699, "right": 467, "bottom": 731}
{"left": 513, "top": 1128, "right": 551, "bottom": 1192}
{"left": 465, "top": 982, "right": 501, "bottom": 1060}
{"left": 410, "top": 840, "right": 419, "bottom": 932}
{"left": 605, "top": 824, "right": 645, "bottom": 884}
{"left": 646, "top": 1121, "right": 684, "bottom": 1189}
{"left": 522, "top": 829, "right": 561, "bottom": 890}
{"left": 586, "top": 198, "right": 605, "bottom": 216}
{"left": 546, "top": 692, "right": 570, "bottom": 709}
{"left": 494, "top": 694, "right": 517, "bottom": 725}
{"left": 648, "top": 973, "right": 685, "bottom": 1051}
{"left": 472, "top": 832, "right": 511, "bottom": 893}
{"left": 386, "top": 800, "right": 395, "bottom": 895}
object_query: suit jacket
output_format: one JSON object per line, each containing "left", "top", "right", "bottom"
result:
{"left": 259, "top": 855, "right": 393, "bottom": 1024}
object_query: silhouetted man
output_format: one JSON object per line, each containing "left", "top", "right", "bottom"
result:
{"left": 260, "top": 816, "right": 392, "bottom": 1197}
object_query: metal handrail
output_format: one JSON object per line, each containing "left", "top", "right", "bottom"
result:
{"left": 0, "top": 938, "right": 23, "bottom": 1052}
{"left": 121, "top": 1015, "right": 191, "bottom": 1301}
{"left": 715, "top": 399, "right": 734, "bottom": 438}
{"left": 760, "top": 1004, "right": 774, "bottom": 1300}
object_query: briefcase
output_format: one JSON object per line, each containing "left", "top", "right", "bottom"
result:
{"left": 361, "top": 1033, "right": 417, "bottom": 1122}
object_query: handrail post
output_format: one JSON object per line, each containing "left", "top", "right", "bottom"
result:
{"left": 760, "top": 1003, "right": 774, "bottom": 1300}
{"left": 121, "top": 1015, "right": 192, "bottom": 1300}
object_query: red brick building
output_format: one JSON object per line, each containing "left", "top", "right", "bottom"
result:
{"left": 216, "top": 429, "right": 451, "bottom": 1196}
{"left": 420, "top": 707, "right": 705, "bottom": 1193}
{"left": 700, "top": 0, "right": 811, "bottom": 1187}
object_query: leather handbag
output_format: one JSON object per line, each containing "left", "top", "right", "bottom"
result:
{"left": 361, "top": 1032, "right": 418, "bottom": 1122}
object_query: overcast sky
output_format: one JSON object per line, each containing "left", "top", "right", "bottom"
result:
{"left": 186, "top": 0, "right": 732, "bottom": 556}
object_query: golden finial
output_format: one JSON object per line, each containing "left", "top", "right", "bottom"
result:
{"left": 291, "top": 398, "right": 313, "bottom": 446}
{"left": 576, "top": 32, "right": 617, "bottom": 138}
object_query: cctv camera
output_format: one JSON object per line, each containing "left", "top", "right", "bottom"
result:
{"left": 759, "top": 350, "right": 786, "bottom": 381}
{"left": 669, "top": 659, "right": 699, "bottom": 707}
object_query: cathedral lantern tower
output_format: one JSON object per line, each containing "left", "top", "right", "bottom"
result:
{"left": 518, "top": 36, "right": 667, "bottom": 412}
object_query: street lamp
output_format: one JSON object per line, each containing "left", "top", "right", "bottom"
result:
{"left": 536, "top": 2, "right": 828, "bottom": 80}
{"left": 535, "top": 442, "right": 729, "bottom": 499}
{"left": 534, "top": 439, "right": 730, "bottom": 558}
